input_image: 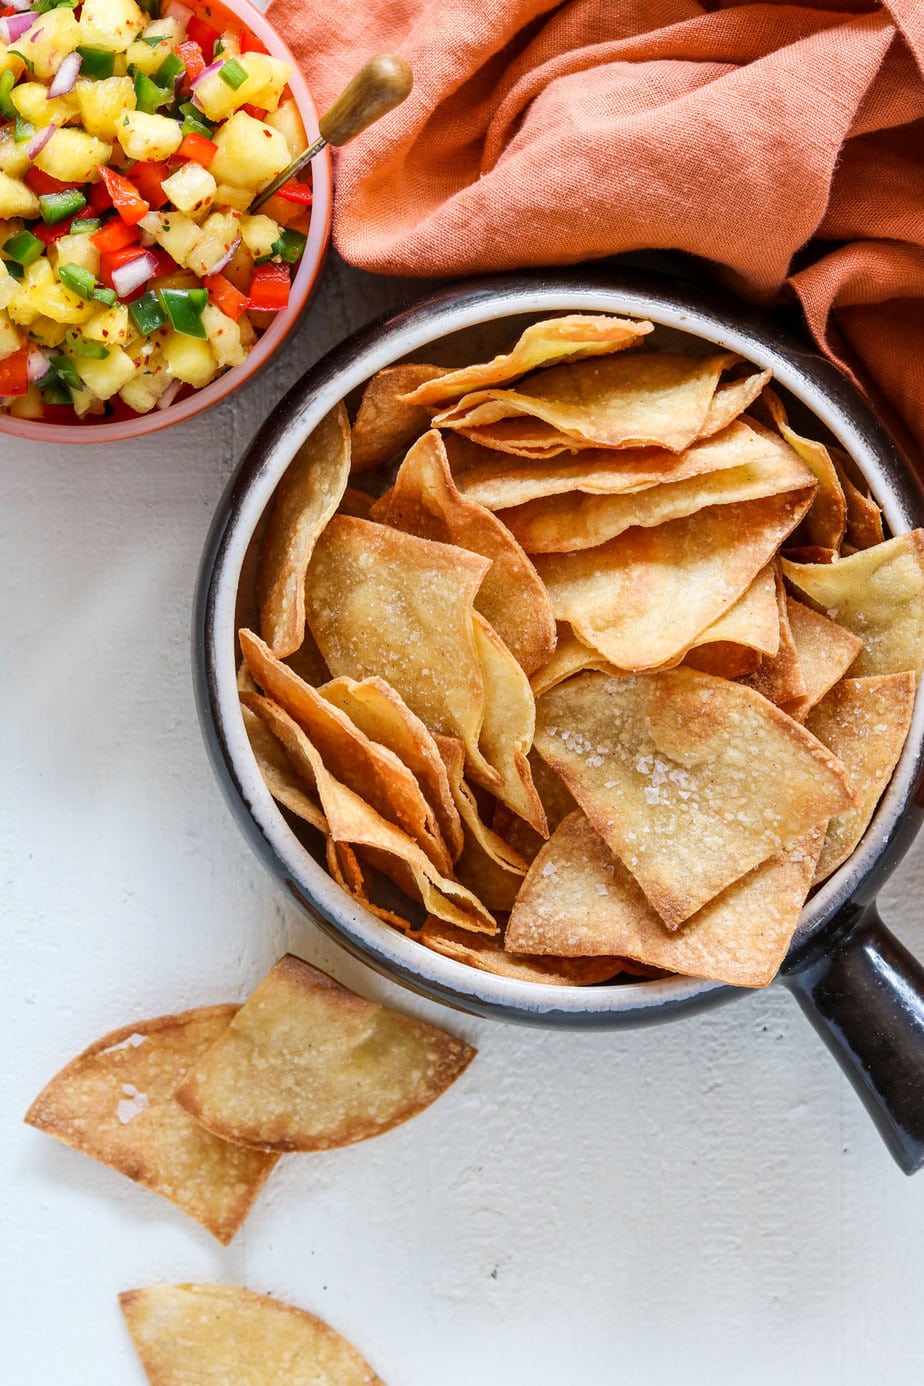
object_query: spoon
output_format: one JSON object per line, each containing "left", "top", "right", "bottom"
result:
{"left": 249, "top": 54, "right": 413, "bottom": 213}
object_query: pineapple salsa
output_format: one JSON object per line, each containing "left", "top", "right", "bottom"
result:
{"left": 0, "top": 0, "right": 311, "bottom": 420}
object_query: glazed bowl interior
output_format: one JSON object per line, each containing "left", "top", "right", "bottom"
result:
{"left": 204, "top": 274, "right": 924, "bottom": 1025}
{"left": 0, "top": 0, "right": 332, "bottom": 446}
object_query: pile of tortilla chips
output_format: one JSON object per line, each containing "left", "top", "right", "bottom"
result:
{"left": 243, "top": 314, "right": 923, "bottom": 990}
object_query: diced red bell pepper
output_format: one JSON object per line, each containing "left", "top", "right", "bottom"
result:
{"left": 240, "top": 30, "right": 267, "bottom": 55}
{"left": 42, "top": 403, "right": 76, "bottom": 423}
{"left": 25, "top": 167, "right": 82, "bottom": 196}
{"left": 97, "top": 165, "right": 150, "bottom": 226}
{"left": 248, "top": 262, "right": 290, "bottom": 313}
{"left": 131, "top": 160, "right": 171, "bottom": 210}
{"left": 0, "top": 347, "right": 29, "bottom": 398}
{"left": 177, "top": 39, "right": 206, "bottom": 85}
{"left": 240, "top": 103, "right": 267, "bottom": 120}
{"left": 186, "top": 15, "right": 219, "bottom": 57}
{"left": 34, "top": 218, "right": 75, "bottom": 245}
{"left": 89, "top": 179, "right": 113, "bottom": 213}
{"left": 149, "top": 247, "right": 179, "bottom": 278}
{"left": 178, "top": 132, "right": 217, "bottom": 168}
{"left": 204, "top": 272, "right": 248, "bottom": 321}
{"left": 274, "top": 180, "right": 313, "bottom": 206}
{"left": 91, "top": 217, "right": 142, "bottom": 253}
{"left": 99, "top": 243, "right": 150, "bottom": 292}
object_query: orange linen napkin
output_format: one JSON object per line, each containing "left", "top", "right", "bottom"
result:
{"left": 269, "top": 0, "right": 924, "bottom": 462}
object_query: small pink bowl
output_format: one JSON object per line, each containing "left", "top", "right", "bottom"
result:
{"left": 0, "top": 0, "right": 332, "bottom": 445}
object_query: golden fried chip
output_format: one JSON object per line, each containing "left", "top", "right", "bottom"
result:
{"left": 700, "top": 368, "right": 772, "bottom": 435}
{"left": 762, "top": 387, "right": 846, "bottom": 550}
{"left": 24, "top": 1008, "right": 278, "bottom": 1244}
{"left": 176, "top": 955, "right": 476, "bottom": 1151}
{"left": 319, "top": 675, "right": 464, "bottom": 862}
{"left": 120, "top": 1283, "right": 385, "bottom": 1386}
{"left": 535, "top": 490, "right": 814, "bottom": 670}
{"left": 349, "top": 362, "right": 449, "bottom": 472}
{"left": 243, "top": 693, "right": 496, "bottom": 933}
{"left": 806, "top": 673, "right": 916, "bottom": 881}
{"left": 506, "top": 811, "right": 824, "bottom": 987}
{"left": 470, "top": 611, "right": 546, "bottom": 834}
{"left": 831, "top": 444, "right": 884, "bottom": 550}
{"left": 240, "top": 629, "right": 451, "bottom": 874}
{"left": 432, "top": 352, "right": 737, "bottom": 457}
{"left": 739, "top": 568, "right": 807, "bottom": 708}
{"left": 419, "top": 917, "right": 628, "bottom": 985}
{"left": 305, "top": 515, "right": 491, "bottom": 771}
{"left": 370, "top": 431, "right": 555, "bottom": 673}
{"left": 503, "top": 429, "right": 814, "bottom": 553}
{"left": 242, "top": 698, "right": 327, "bottom": 834}
{"left": 257, "top": 404, "right": 351, "bottom": 657}
{"left": 534, "top": 669, "right": 855, "bottom": 927}
{"left": 399, "top": 314, "right": 653, "bottom": 408}
{"left": 784, "top": 598, "right": 862, "bottom": 720}
{"left": 435, "top": 735, "right": 527, "bottom": 910}
{"left": 492, "top": 750, "right": 579, "bottom": 866}
{"left": 782, "top": 531, "right": 924, "bottom": 675}
{"left": 340, "top": 486, "right": 375, "bottom": 518}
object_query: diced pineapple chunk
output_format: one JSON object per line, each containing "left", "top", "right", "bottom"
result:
{"left": 214, "top": 183, "right": 252, "bottom": 212}
{"left": 140, "top": 210, "right": 204, "bottom": 269}
{"left": 0, "top": 43, "right": 27, "bottom": 80}
{"left": 185, "top": 209, "right": 241, "bottom": 277}
{"left": 119, "top": 358, "right": 174, "bottom": 413}
{"left": 161, "top": 162, "right": 216, "bottom": 218}
{"left": 82, "top": 304, "right": 132, "bottom": 345}
{"left": 240, "top": 214, "right": 280, "bottom": 259}
{"left": 23, "top": 257, "right": 55, "bottom": 290}
{"left": 0, "top": 310, "right": 21, "bottom": 359}
{"left": 50, "top": 233, "right": 101, "bottom": 279}
{"left": 9, "top": 384, "right": 43, "bottom": 419}
{"left": 0, "top": 172, "right": 39, "bottom": 219}
{"left": 116, "top": 110, "right": 183, "bottom": 162}
{"left": 28, "top": 282, "right": 99, "bottom": 325}
{"left": 266, "top": 99, "right": 308, "bottom": 159}
{"left": 16, "top": 10, "right": 80, "bottom": 81}
{"left": 76, "top": 344, "right": 137, "bottom": 398}
{"left": 0, "top": 260, "right": 18, "bottom": 311}
{"left": 202, "top": 302, "right": 246, "bottom": 368}
{"left": 194, "top": 54, "right": 291, "bottom": 122}
{"left": 0, "top": 127, "right": 30, "bottom": 178}
{"left": 237, "top": 312, "right": 256, "bottom": 350}
{"left": 70, "top": 386, "right": 105, "bottom": 418}
{"left": 161, "top": 331, "right": 218, "bottom": 388}
{"left": 210, "top": 112, "right": 290, "bottom": 190}
{"left": 78, "top": 0, "right": 147, "bottom": 53}
{"left": 35, "top": 128, "right": 112, "bottom": 183}
{"left": 75, "top": 77, "right": 136, "bottom": 141}
{"left": 125, "top": 20, "right": 180, "bottom": 76}
{"left": 27, "top": 316, "right": 68, "bottom": 348}
{"left": 10, "top": 82, "right": 80, "bottom": 129}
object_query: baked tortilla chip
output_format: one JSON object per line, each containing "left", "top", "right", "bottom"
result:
{"left": 506, "top": 811, "right": 824, "bottom": 988}
{"left": 433, "top": 352, "right": 736, "bottom": 457}
{"left": 340, "top": 486, "right": 375, "bottom": 518}
{"left": 243, "top": 693, "right": 495, "bottom": 933}
{"left": 534, "top": 669, "right": 855, "bottom": 927}
{"left": 419, "top": 917, "right": 628, "bottom": 985}
{"left": 305, "top": 515, "right": 491, "bottom": 773}
{"left": 831, "top": 444, "right": 884, "bottom": 550}
{"left": 120, "top": 1283, "right": 385, "bottom": 1386}
{"left": 176, "top": 955, "right": 475, "bottom": 1151}
{"left": 762, "top": 387, "right": 846, "bottom": 550}
{"left": 370, "top": 430, "right": 555, "bottom": 673}
{"left": 535, "top": 489, "right": 814, "bottom": 671}
{"left": 24, "top": 1008, "right": 278, "bottom": 1244}
{"left": 806, "top": 673, "right": 916, "bottom": 881}
{"left": 400, "top": 314, "right": 653, "bottom": 408}
{"left": 784, "top": 598, "right": 862, "bottom": 720}
{"left": 349, "top": 362, "right": 448, "bottom": 472}
{"left": 241, "top": 698, "right": 327, "bottom": 834}
{"left": 700, "top": 368, "right": 772, "bottom": 436}
{"left": 257, "top": 403, "right": 350, "bottom": 657}
{"left": 739, "top": 568, "right": 807, "bottom": 708}
{"left": 782, "top": 531, "right": 924, "bottom": 676}
{"left": 470, "top": 611, "right": 547, "bottom": 834}
{"left": 435, "top": 735, "right": 527, "bottom": 911}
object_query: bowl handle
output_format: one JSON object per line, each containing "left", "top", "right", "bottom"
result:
{"left": 782, "top": 899, "right": 924, "bottom": 1174}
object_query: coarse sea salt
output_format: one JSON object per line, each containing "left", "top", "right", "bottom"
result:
{"left": 102, "top": 1032, "right": 146, "bottom": 1055}
{"left": 116, "top": 1084, "right": 149, "bottom": 1126}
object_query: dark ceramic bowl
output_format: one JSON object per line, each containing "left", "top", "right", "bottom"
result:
{"left": 195, "top": 269, "right": 924, "bottom": 1173}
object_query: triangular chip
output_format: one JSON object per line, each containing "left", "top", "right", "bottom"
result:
{"left": 470, "top": 611, "right": 546, "bottom": 834}
{"left": 700, "top": 368, "right": 772, "bottom": 436}
{"left": 433, "top": 352, "right": 737, "bottom": 457}
{"left": 762, "top": 387, "right": 846, "bottom": 550}
{"left": 399, "top": 314, "right": 653, "bottom": 407}
{"left": 120, "top": 1283, "right": 385, "bottom": 1385}
{"left": 506, "top": 811, "right": 824, "bottom": 988}
{"left": 784, "top": 597, "right": 862, "bottom": 720}
{"left": 257, "top": 403, "right": 350, "bottom": 657}
{"left": 349, "top": 362, "right": 449, "bottom": 472}
{"left": 806, "top": 673, "right": 916, "bottom": 881}
{"left": 419, "top": 916, "right": 628, "bottom": 985}
{"left": 241, "top": 698, "right": 327, "bottom": 834}
{"left": 24, "top": 1008, "right": 278, "bottom": 1244}
{"left": 534, "top": 669, "right": 855, "bottom": 927}
{"left": 370, "top": 430, "right": 555, "bottom": 673}
{"left": 435, "top": 735, "right": 527, "bottom": 911}
{"left": 535, "top": 490, "right": 814, "bottom": 670}
{"left": 176, "top": 955, "right": 476, "bottom": 1151}
{"left": 831, "top": 444, "right": 884, "bottom": 550}
{"left": 782, "top": 531, "right": 924, "bottom": 675}
{"left": 240, "top": 629, "right": 451, "bottom": 874}
{"left": 492, "top": 749, "right": 578, "bottom": 866}
{"left": 305, "top": 515, "right": 491, "bottom": 771}
{"left": 739, "top": 567, "right": 807, "bottom": 707}
{"left": 340, "top": 486, "right": 375, "bottom": 518}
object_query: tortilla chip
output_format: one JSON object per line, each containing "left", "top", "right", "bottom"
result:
{"left": 782, "top": 531, "right": 924, "bottom": 676}
{"left": 24, "top": 1008, "right": 278, "bottom": 1244}
{"left": 534, "top": 489, "right": 814, "bottom": 671}
{"left": 340, "top": 486, "right": 375, "bottom": 518}
{"left": 240, "top": 629, "right": 451, "bottom": 874}
{"left": 700, "top": 369, "right": 772, "bottom": 436}
{"left": 120, "top": 1283, "right": 385, "bottom": 1385}
{"left": 305, "top": 515, "right": 491, "bottom": 773}
{"left": 281, "top": 621, "right": 330, "bottom": 687}
{"left": 419, "top": 917, "right": 628, "bottom": 985}
{"left": 432, "top": 352, "right": 737, "bottom": 457}
{"left": 176, "top": 955, "right": 475, "bottom": 1151}
{"left": 503, "top": 429, "right": 814, "bottom": 553}
{"left": 830, "top": 445, "right": 885, "bottom": 551}
{"left": 399, "top": 314, "right": 653, "bottom": 408}
{"left": 370, "top": 431, "right": 555, "bottom": 673}
{"left": 783, "top": 545, "right": 836, "bottom": 564}
{"left": 257, "top": 404, "right": 350, "bottom": 657}
{"left": 739, "top": 568, "right": 807, "bottom": 707}
{"left": 319, "top": 675, "right": 464, "bottom": 862}
{"left": 762, "top": 388, "right": 846, "bottom": 550}
{"left": 806, "top": 673, "right": 916, "bottom": 881}
{"left": 349, "top": 362, "right": 448, "bottom": 472}
{"left": 784, "top": 598, "right": 862, "bottom": 720}
{"left": 492, "top": 750, "right": 579, "bottom": 866}
{"left": 506, "top": 811, "right": 824, "bottom": 987}
{"left": 241, "top": 699, "right": 327, "bottom": 834}
{"left": 534, "top": 669, "right": 855, "bottom": 927}
{"left": 243, "top": 693, "right": 496, "bottom": 933}
{"left": 470, "top": 611, "right": 546, "bottom": 834}
{"left": 435, "top": 735, "right": 527, "bottom": 910}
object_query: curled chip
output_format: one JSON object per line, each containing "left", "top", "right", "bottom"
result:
{"left": 700, "top": 367, "right": 772, "bottom": 436}
{"left": 257, "top": 403, "right": 351, "bottom": 658}
{"left": 350, "top": 362, "right": 449, "bottom": 472}
{"left": 784, "top": 598, "right": 862, "bottom": 720}
{"left": 739, "top": 568, "right": 807, "bottom": 708}
{"left": 436, "top": 735, "right": 528, "bottom": 911}
{"left": 120, "top": 1283, "right": 385, "bottom": 1386}
{"left": 762, "top": 387, "right": 847, "bottom": 550}
{"left": 470, "top": 612, "right": 546, "bottom": 833}
{"left": 24, "top": 1008, "right": 278, "bottom": 1244}
{"left": 176, "top": 955, "right": 476, "bottom": 1152}
{"left": 420, "top": 916, "right": 630, "bottom": 985}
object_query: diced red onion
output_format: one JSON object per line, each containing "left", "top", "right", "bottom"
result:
{"left": 7, "top": 0, "right": 35, "bottom": 12}
{"left": 110, "top": 251, "right": 159, "bottom": 299}
{"left": 156, "top": 377, "right": 183, "bottom": 411}
{"left": 26, "top": 124, "right": 56, "bottom": 161}
{"left": 207, "top": 237, "right": 241, "bottom": 277}
{"left": 190, "top": 60, "right": 223, "bottom": 90}
{"left": 0, "top": 11, "right": 36, "bottom": 43}
{"left": 163, "top": 1, "right": 194, "bottom": 27}
{"left": 26, "top": 346, "right": 51, "bottom": 383}
{"left": 47, "top": 50, "right": 81, "bottom": 99}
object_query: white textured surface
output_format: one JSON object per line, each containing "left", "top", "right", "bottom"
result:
{"left": 2, "top": 256, "right": 923, "bottom": 1386}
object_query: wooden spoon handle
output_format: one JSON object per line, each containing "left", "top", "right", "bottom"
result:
{"left": 318, "top": 54, "right": 413, "bottom": 147}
